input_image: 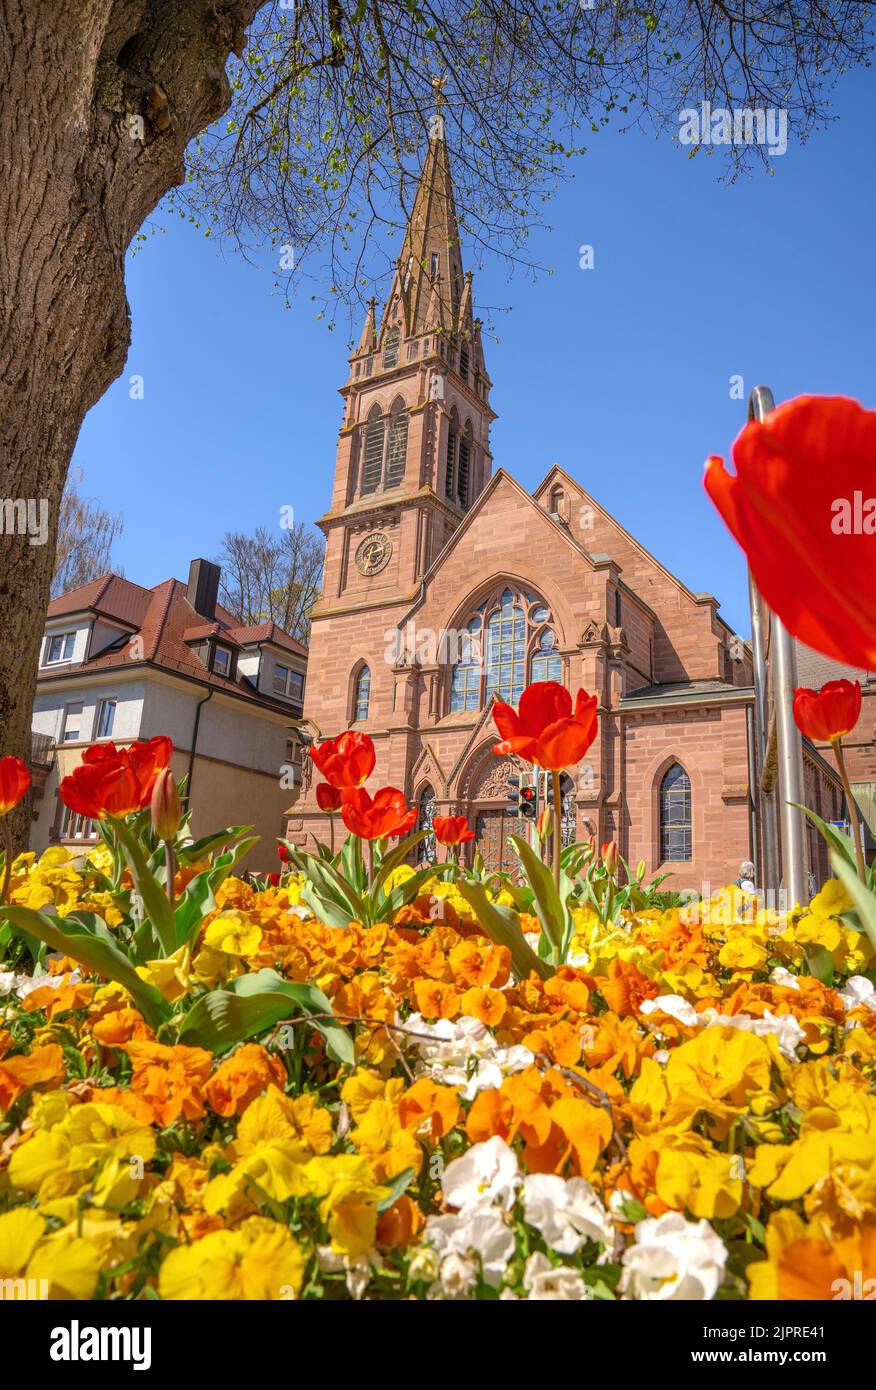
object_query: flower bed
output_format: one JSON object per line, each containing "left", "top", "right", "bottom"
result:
{"left": 1, "top": 841, "right": 874, "bottom": 1301}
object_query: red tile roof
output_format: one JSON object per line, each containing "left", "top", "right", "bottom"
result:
{"left": 40, "top": 572, "right": 307, "bottom": 711}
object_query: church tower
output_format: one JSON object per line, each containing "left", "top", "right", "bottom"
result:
{"left": 301, "top": 115, "right": 495, "bottom": 769}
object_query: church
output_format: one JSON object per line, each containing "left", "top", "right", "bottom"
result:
{"left": 286, "top": 126, "right": 844, "bottom": 891}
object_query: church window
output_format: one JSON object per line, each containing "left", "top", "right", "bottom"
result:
{"left": 361, "top": 415, "right": 385, "bottom": 494}
{"left": 444, "top": 419, "right": 457, "bottom": 500}
{"left": 530, "top": 628, "right": 562, "bottom": 685}
{"left": 383, "top": 327, "right": 400, "bottom": 370}
{"left": 430, "top": 252, "right": 439, "bottom": 282}
{"left": 457, "top": 431, "right": 471, "bottom": 508}
{"left": 485, "top": 589, "right": 526, "bottom": 704}
{"left": 418, "top": 784, "right": 438, "bottom": 863}
{"left": 354, "top": 666, "right": 371, "bottom": 722}
{"left": 385, "top": 409, "right": 408, "bottom": 487}
{"left": 615, "top": 589, "right": 622, "bottom": 627}
{"left": 459, "top": 343, "right": 469, "bottom": 382}
{"left": 660, "top": 764, "right": 692, "bottom": 862}
{"left": 449, "top": 620, "right": 481, "bottom": 713}
{"left": 449, "top": 587, "right": 563, "bottom": 715}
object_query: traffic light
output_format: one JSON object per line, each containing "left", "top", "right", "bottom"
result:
{"left": 519, "top": 784, "right": 538, "bottom": 820}
{"left": 506, "top": 774, "right": 520, "bottom": 817}
{"left": 543, "top": 772, "right": 554, "bottom": 805}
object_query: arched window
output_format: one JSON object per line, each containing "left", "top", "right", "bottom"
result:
{"left": 383, "top": 327, "right": 400, "bottom": 370}
{"left": 457, "top": 425, "right": 472, "bottom": 509}
{"left": 660, "top": 764, "right": 692, "bottom": 861}
{"left": 449, "top": 586, "right": 563, "bottom": 714}
{"left": 354, "top": 665, "right": 371, "bottom": 722}
{"left": 361, "top": 410, "right": 385, "bottom": 495}
{"left": 417, "top": 784, "right": 437, "bottom": 863}
{"left": 531, "top": 628, "right": 562, "bottom": 685}
{"left": 385, "top": 406, "right": 408, "bottom": 487}
{"left": 444, "top": 412, "right": 458, "bottom": 500}
{"left": 459, "top": 341, "right": 470, "bottom": 382}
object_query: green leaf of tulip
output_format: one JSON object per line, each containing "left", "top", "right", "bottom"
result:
{"left": 178, "top": 967, "right": 354, "bottom": 1065}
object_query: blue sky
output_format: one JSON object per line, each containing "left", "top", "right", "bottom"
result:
{"left": 73, "top": 66, "right": 875, "bottom": 638}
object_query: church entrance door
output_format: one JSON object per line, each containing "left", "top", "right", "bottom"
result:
{"left": 475, "top": 809, "right": 517, "bottom": 875}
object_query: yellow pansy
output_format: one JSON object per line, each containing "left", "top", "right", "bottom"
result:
{"left": 351, "top": 1098, "right": 423, "bottom": 1181}
{"left": 0, "top": 1207, "right": 45, "bottom": 1278}
{"left": 341, "top": 1069, "right": 405, "bottom": 1122}
{"left": 159, "top": 1216, "right": 305, "bottom": 1300}
{"left": 718, "top": 936, "right": 767, "bottom": 973}
{"left": 203, "top": 910, "right": 262, "bottom": 957}
{"left": 135, "top": 942, "right": 192, "bottom": 1002}
{"left": 656, "top": 1140, "right": 744, "bottom": 1219}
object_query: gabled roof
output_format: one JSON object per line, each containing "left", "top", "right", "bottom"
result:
{"left": 40, "top": 571, "right": 306, "bottom": 712}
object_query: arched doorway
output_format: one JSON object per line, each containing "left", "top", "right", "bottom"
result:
{"left": 458, "top": 750, "right": 523, "bottom": 875}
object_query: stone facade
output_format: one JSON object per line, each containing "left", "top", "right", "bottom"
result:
{"left": 287, "top": 130, "right": 844, "bottom": 894}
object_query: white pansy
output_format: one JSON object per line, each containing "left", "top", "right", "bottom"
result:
{"left": 436, "top": 1252, "right": 479, "bottom": 1299}
{"left": 839, "top": 975, "right": 876, "bottom": 1013}
{"left": 315, "top": 1246, "right": 380, "bottom": 1300}
{"left": 406, "top": 1013, "right": 534, "bottom": 1099}
{"left": 769, "top": 966, "right": 801, "bottom": 991}
{"left": 407, "top": 1245, "right": 440, "bottom": 1283}
{"left": 442, "top": 1136, "right": 520, "bottom": 1212}
{"left": 620, "top": 1212, "right": 727, "bottom": 1301}
{"left": 521, "top": 1173, "right": 614, "bottom": 1256}
{"left": 523, "top": 1252, "right": 591, "bottom": 1301}
{"left": 423, "top": 1206, "right": 516, "bottom": 1287}
{"left": 640, "top": 995, "right": 699, "bottom": 1027}
{"left": 0, "top": 972, "right": 19, "bottom": 997}
{"left": 14, "top": 968, "right": 81, "bottom": 999}
{"left": 700, "top": 1007, "right": 805, "bottom": 1060}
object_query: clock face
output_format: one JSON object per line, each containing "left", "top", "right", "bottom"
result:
{"left": 356, "top": 532, "right": 392, "bottom": 576}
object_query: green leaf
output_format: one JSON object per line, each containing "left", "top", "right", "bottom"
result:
{"left": 805, "top": 943, "right": 835, "bottom": 985}
{"left": 509, "top": 835, "right": 570, "bottom": 960}
{"left": 110, "top": 817, "right": 177, "bottom": 955}
{"left": 377, "top": 1167, "right": 415, "bottom": 1211}
{"left": 369, "top": 829, "right": 428, "bottom": 899}
{"left": 454, "top": 881, "right": 553, "bottom": 981}
{"left": 796, "top": 803, "right": 857, "bottom": 872}
{"left": 830, "top": 851, "right": 876, "bottom": 952}
{"left": 177, "top": 826, "right": 254, "bottom": 865}
{"left": 178, "top": 967, "right": 355, "bottom": 1064}
{"left": 0, "top": 906, "right": 169, "bottom": 1030}
{"left": 299, "top": 880, "right": 357, "bottom": 931}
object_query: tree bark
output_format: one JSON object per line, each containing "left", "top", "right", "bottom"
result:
{"left": 0, "top": 1, "right": 261, "bottom": 850}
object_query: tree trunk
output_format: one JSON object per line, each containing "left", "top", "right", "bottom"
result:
{"left": 0, "top": 1, "right": 261, "bottom": 851}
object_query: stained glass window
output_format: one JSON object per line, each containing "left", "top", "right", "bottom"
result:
{"left": 531, "top": 628, "right": 563, "bottom": 685}
{"left": 354, "top": 666, "right": 371, "bottom": 722}
{"left": 660, "top": 764, "right": 692, "bottom": 861}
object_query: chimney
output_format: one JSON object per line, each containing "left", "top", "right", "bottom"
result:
{"left": 187, "top": 559, "right": 220, "bottom": 620}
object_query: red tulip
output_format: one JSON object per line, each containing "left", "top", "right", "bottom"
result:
{"left": 277, "top": 841, "right": 291, "bottom": 863}
{"left": 341, "top": 786, "right": 417, "bottom": 841}
{"left": 316, "top": 782, "right": 343, "bottom": 813}
{"left": 601, "top": 840, "right": 619, "bottom": 874}
{"left": 60, "top": 736, "right": 173, "bottom": 820}
{"left": 266, "top": 871, "right": 281, "bottom": 886}
{"left": 793, "top": 679, "right": 862, "bottom": 743}
{"left": 492, "top": 681, "right": 598, "bottom": 772}
{"left": 432, "top": 815, "right": 476, "bottom": 846}
{"left": 310, "top": 731, "right": 375, "bottom": 790}
{"left": 704, "top": 395, "right": 876, "bottom": 671}
{"left": 150, "top": 768, "right": 181, "bottom": 841}
{"left": 0, "top": 756, "right": 30, "bottom": 817}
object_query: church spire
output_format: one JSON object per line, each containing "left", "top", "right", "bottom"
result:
{"left": 384, "top": 78, "right": 466, "bottom": 340}
{"left": 354, "top": 297, "right": 377, "bottom": 356}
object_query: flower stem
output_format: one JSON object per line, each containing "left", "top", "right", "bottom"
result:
{"left": 164, "top": 839, "right": 175, "bottom": 912}
{"left": 834, "top": 736, "right": 866, "bottom": 883}
{"left": 1, "top": 818, "right": 12, "bottom": 905}
{"left": 551, "top": 769, "right": 562, "bottom": 897}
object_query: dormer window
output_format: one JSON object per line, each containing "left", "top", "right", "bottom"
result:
{"left": 274, "top": 663, "right": 304, "bottom": 701}
{"left": 212, "top": 646, "right": 233, "bottom": 678}
{"left": 45, "top": 631, "right": 76, "bottom": 664}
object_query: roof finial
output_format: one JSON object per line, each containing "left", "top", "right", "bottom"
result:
{"left": 429, "top": 73, "right": 447, "bottom": 141}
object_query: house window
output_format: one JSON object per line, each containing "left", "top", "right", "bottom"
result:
{"left": 449, "top": 587, "right": 563, "bottom": 715}
{"left": 62, "top": 703, "right": 84, "bottom": 742}
{"left": 46, "top": 632, "right": 76, "bottom": 664}
{"left": 361, "top": 415, "right": 385, "bottom": 495}
{"left": 385, "top": 410, "right": 408, "bottom": 488}
{"left": 382, "top": 327, "right": 400, "bottom": 370}
{"left": 213, "top": 647, "right": 232, "bottom": 678}
{"left": 354, "top": 665, "right": 371, "bottom": 722}
{"left": 95, "top": 699, "right": 116, "bottom": 739}
{"left": 274, "top": 664, "right": 304, "bottom": 701}
{"left": 660, "top": 764, "right": 692, "bottom": 862}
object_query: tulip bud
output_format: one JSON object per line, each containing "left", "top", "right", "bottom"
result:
{"left": 150, "top": 768, "right": 181, "bottom": 841}
{"left": 537, "top": 805, "right": 553, "bottom": 840}
{"left": 601, "top": 840, "right": 619, "bottom": 874}
{"left": 636, "top": 859, "right": 646, "bottom": 881}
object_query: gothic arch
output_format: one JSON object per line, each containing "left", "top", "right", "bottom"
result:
{"left": 440, "top": 568, "right": 577, "bottom": 661}
{"left": 347, "top": 658, "right": 372, "bottom": 724}
{"left": 640, "top": 749, "right": 705, "bottom": 871}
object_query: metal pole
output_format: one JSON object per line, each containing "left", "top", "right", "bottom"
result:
{"left": 747, "top": 567, "right": 778, "bottom": 891}
{"left": 748, "top": 386, "right": 808, "bottom": 907}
